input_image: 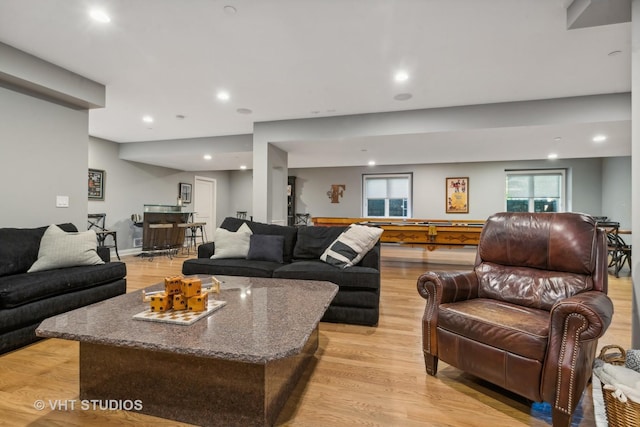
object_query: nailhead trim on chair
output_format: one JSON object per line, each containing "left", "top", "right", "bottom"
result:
{"left": 555, "top": 312, "right": 588, "bottom": 414}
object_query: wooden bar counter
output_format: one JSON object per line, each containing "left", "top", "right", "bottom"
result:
{"left": 312, "top": 217, "right": 485, "bottom": 248}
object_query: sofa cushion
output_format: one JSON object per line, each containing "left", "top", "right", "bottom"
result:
{"left": 0, "top": 262, "right": 126, "bottom": 309}
{"left": 28, "top": 225, "right": 104, "bottom": 273}
{"left": 247, "top": 234, "right": 285, "bottom": 263}
{"left": 438, "top": 298, "right": 549, "bottom": 361}
{"left": 321, "top": 224, "right": 383, "bottom": 268}
{"left": 220, "top": 217, "right": 297, "bottom": 263}
{"left": 182, "top": 258, "right": 280, "bottom": 278}
{"left": 211, "top": 223, "right": 252, "bottom": 259}
{"left": 0, "top": 223, "right": 77, "bottom": 277}
{"left": 293, "top": 226, "right": 345, "bottom": 260}
{"left": 273, "top": 260, "right": 380, "bottom": 290}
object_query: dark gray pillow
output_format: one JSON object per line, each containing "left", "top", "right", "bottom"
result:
{"left": 247, "top": 234, "right": 285, "bottom": 263}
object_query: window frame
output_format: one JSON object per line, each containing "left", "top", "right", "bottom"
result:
{"left": 505, "top": 169, "right": 567, "bottom": 213}
{"left": 362, "top": 173, "right": 413, "bottom": 218}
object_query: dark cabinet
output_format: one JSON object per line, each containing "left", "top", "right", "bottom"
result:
{"left": 287, "top": 176, "right": 296, "bottom": 226}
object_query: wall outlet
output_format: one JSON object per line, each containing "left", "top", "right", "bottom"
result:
{"left": 56, "top": 195, "right": 69, "bottom": 208}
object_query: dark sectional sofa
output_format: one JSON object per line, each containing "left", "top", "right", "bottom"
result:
{"left": 0, "top": 223, "right": 127, "bottom": 354}
{"left": 182, "top": 217, "right": 381, "bottom": 326}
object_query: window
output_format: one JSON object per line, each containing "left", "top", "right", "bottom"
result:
{"left": 363, "top": 173, "right": 412, "bottom": 218}
{"left": 505, "top": 169, "right": 565, "bottom": 213}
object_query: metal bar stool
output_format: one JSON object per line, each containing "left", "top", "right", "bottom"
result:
{"left": 88, "top": 213, "right": 120, "bottom": 260}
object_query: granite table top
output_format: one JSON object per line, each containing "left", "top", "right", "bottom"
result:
{"left": 36, "top": 275, "right": 338, "bottom": 364}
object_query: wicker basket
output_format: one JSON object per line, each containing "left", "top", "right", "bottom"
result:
{"left": 596, "top": 345, "right": 640, "bottom": 427}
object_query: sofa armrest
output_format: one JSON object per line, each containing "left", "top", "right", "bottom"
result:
{"left": 542, "top": 291, "right": 614, "bottom": 417}
{"left": 97, "top": 246, "right": 110, "bottom": 263}
{"left": 198, "top": 242, "right": 215, "bottom": 259}
{"left": 358, "top": 243, "right": 380, "bottom": 270}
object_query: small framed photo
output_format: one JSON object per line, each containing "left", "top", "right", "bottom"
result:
{"left": 446, "top": 177, "right": 469, "bottom": 214}
{"left": 88, "top": 169, "right": 105, "bottom": 200}
{"left": 179, "top": 182, "right": 192, "bottom": 204}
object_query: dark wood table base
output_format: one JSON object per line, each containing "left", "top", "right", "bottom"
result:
{"left": 80, "top": 328, "right": 319, "bottom": 427}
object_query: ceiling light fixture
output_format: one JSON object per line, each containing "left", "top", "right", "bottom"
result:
{"left": 224, "top": 5, "right": 237, "bottom": 15}
{"left": 547, "top": 153, "right": 558, "bottom": 159}
{"left": 608, "top": 50, "right": 622, "bottom": 57}
{"left": 203, "top": 154, "right": 212, "bottom": 160}
{"left": 368, "top": 160, "right": 376, "bottom": 166}
{"left": 236, "top": 108, "right": 252, "bottom": 115}
{"left": 217, "top": 91, "right": 230, "bottom": 101}
{"left": 89, "top": 9, "right": 111, "bottom": 23}
{"left": 240, "top": 165, "right": 247, "bottom": 170}
{"left": 142, "top": 115, "right": 154, "bottom": 123}
{"left": 394, "top": 71, "right": 409, "bottom": 82}
{"left": 593, "top": 135, "right": 607, "bottom": 142}
{"left": 394, "top": 93, "right": 412, "bottom": 101}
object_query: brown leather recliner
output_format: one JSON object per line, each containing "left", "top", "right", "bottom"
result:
{"left": 417, "top": 212, "right": 614, "bottom": 427}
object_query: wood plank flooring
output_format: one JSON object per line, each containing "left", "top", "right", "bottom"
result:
{"left": 0, "top": 249, "right": 632, "bottom": 426}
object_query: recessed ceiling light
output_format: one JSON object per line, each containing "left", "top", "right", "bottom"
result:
{"left": 142, "top": 115, "right": 153, "bottom": 123}
{"left": 368, "top": 160, "right": 376, "bottom": 166}
{"left": 394, "top": 71, "right": 409, "bottom": 82}
{"left": 217, "top": 91, "right": 230, "bottom": 101}
{"left": 593, "top": 135, "right": 607, "bottom": 142}
{"left": 89, "top": 9, "right": 111, "bottom": 23}
{"left": 224, "top": 5, "right": 237, "bottom": 14}
{"left": 240, "top": 165, "right": 247, "bottom": 170}
{"left": 548, "top": 153, "right": 558, "bottom": 159}
{"left": 553, "top": 137, "right": 562, "bottom": 142}
{"left": 608, "top": 50, "right": 622, "bottom": 57}
{"left": 236, "top": 108, "right": 252, "bottom": 115}
{"left": 203, "top": 154, "right": 212, "bottom": 160}
{"left": 175, "top": 114, "right": 185, "bottom": 120}
{"left": 394, "top": 93, "right": 412, "bottom": 101}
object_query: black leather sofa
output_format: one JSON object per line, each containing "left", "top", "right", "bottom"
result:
{"left": 182, "top": 217, "right": 381, "bottom": 326}
{"left": 0, "top": 223, "right": 127, "bottom": 354}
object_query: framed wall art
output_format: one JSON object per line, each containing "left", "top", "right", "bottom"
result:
{"left": 179, "top": 182, "right": 192, "bottom": 204}
{"left": 446, "top": 177, "right": 469, "bottom": 214}
{"left": 88, "top": 169, "right": 105, "bottom": 200}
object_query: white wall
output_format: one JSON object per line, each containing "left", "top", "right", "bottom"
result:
{"left": 289, "top": 157, "right": 608, "bottom": 221}
{"left": 602, "top": 156, "right": 632, "bottom": 228}
{"left": 0, "top": 85, "right": 89, "bottom": 228}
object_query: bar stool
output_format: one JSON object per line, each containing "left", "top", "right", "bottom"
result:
{"left": 294, "top": 213, "right": 311, "bottom": 226}
{"left": 88, "top": 213, "right": 120, "bottom": 260}
{"left": 236, "top": 211, "right": 247, "bottom": 219}
{"left": 148, "top": 223, "right": 174, "bottom": 260}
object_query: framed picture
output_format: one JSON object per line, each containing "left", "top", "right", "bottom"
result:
{"left": 179, "top": 182, "right": 192, "bottom": 204}
{"left": 446, "top": 177, "right": 469, "bottom": 214}
{"left": 88, "top": 169, "right": 105, "bottom": 200}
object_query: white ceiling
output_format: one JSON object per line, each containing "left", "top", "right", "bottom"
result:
{"left": 0, "top": 0, "right": 632, "bottom": 170}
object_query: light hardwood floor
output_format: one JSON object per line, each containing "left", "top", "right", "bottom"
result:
{"left": 0, "top": 249, "right": 632, "bottom": 427}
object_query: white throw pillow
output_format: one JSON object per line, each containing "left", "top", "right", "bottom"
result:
{"left": 211, "top": 223, "right": 253, "bottom": 259}
{"left": 321, "top": 224, "right": 383, "bottom": 268}
{"left": 28, "top": 224, "right": 105, "bottom": 273}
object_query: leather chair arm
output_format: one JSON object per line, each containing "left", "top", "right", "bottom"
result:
{"left": 549, "top": 291, "right": 614, "bottom": 342}
{"left": 542, "top": 291, "right": 614, "bottom": 418}
{"left": 417, "top": 271, "right": 479, "bottom": 305}
{"left": 417, "top": 271, "right": 478, "bottom": 362}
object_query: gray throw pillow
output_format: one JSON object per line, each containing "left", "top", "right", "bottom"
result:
{"left": 28, "top": 224, "right": 104, "bottom": 272}
{"left": 211, "top": 223, "right": 253, "bottom": 259}
{"left": 247, "top": 234, "right": 285, "bottom": 263}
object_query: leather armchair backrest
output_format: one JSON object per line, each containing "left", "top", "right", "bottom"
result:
{"left": 475, "top": 212, "right": 603, "bottom": 309}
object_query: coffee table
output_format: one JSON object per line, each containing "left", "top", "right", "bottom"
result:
{"left": 36, "top": 275, "right": 338, "bottom": 426}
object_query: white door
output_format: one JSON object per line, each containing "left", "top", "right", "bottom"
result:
{"left": 193, "top": 176, "right": 216, "bottom": 242}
